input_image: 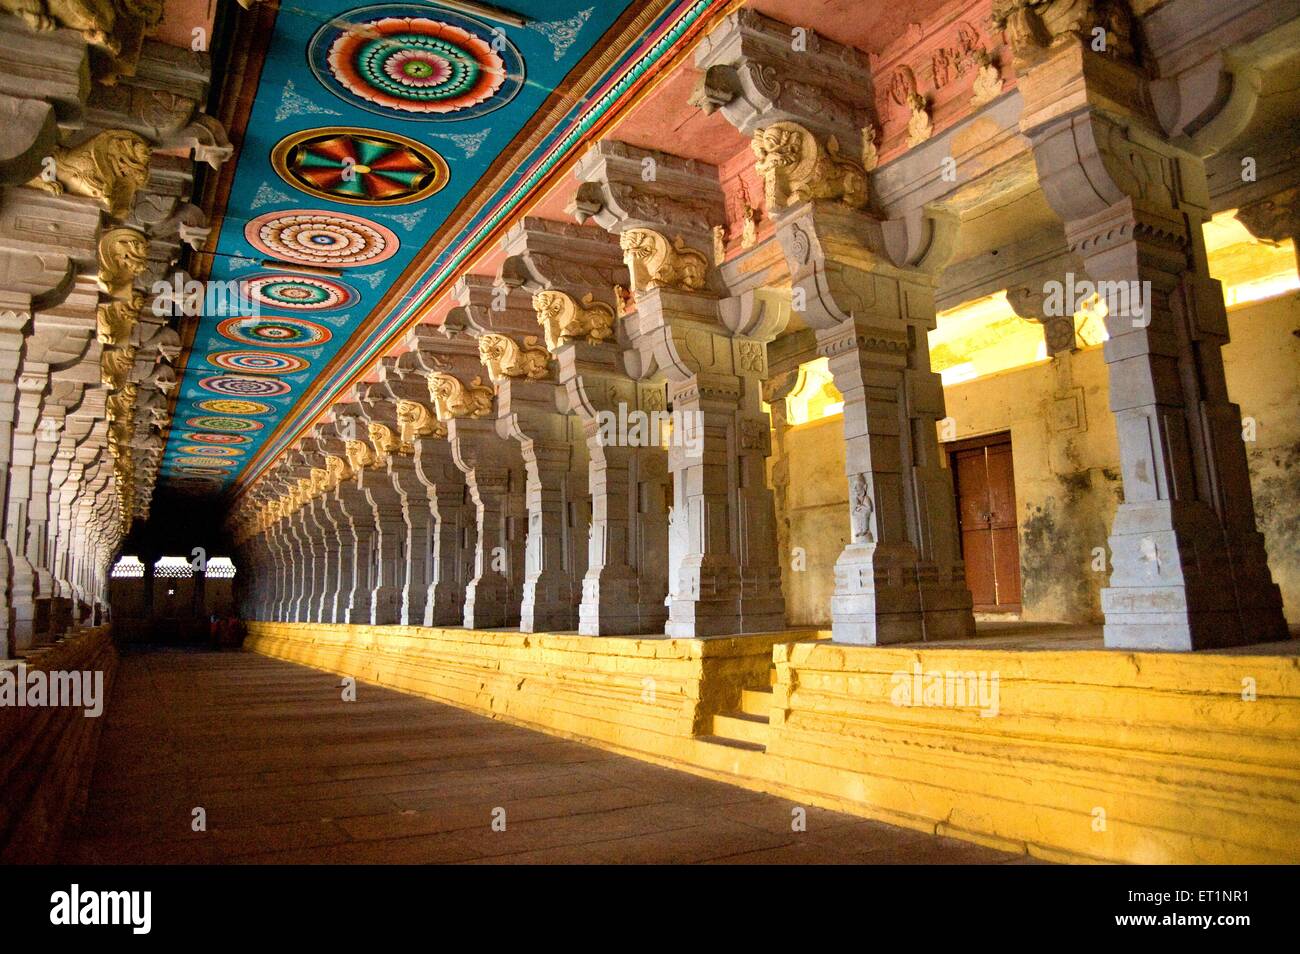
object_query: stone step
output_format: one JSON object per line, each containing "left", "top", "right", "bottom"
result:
{"left": 740, "top": 687, "right": 773, "bottom": 717}
{"left": 711, "top": 711, "right": 769, "bottom": 748}
{"left": 697, "top": 734, "right": 765, "bottom": 753}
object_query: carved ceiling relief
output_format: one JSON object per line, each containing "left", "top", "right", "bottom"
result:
{"left": 869, "top": 2, "right": 1013, "bottom": 162}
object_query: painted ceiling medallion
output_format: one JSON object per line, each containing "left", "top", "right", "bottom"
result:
{"left": 241, "top": 273, "right": 359, "bottom": 311}
{"left": 209, "top": 351, "right": 311, "bottom": 375}
{"left": 271, "top": 127, "right": 449, "bottom": 205}
{"left": 184, "top": 432, "right": 253, "bottom": 445}
{"left": 217, "top": 316, "right": 333, "bottom": 349}
{"left": 178, "top": 445, "right": 245, "bottom": 458}
{"left": 245, "top": 209, "right": 399, "bottom": 268}
{"left": 185, "top": 415, "right": 266, "bottom": 433}
{"left": 197, "top": 375, "right": 294, "bottom": 398}
{"left": 309, "top": 6, "right": 525, "bottom": 121}
{"left": 174, "top": 457, "right": 239, "bottom": 468}
{"left": 196, "top": 399, "right": 273, "bottom": 416}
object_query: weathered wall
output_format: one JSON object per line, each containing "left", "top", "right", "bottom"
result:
{"left": 1222, "top": 293, "right": 1300, "bottom": 627}
{"left": 774, "top": 293, "right": 1300, "bottom": 627}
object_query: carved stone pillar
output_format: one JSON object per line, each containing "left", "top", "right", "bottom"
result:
{"left": 500, "top": 217, "right": 669, "bottom": 635}
{"left": 572, "top": 140, "right": 788, "bottom": 637}
{"left": 400, "top": 334, "right": 473, "bottom": 627}
{"left": 1014, "top": 14, "right": 1287, "bottom": 649}
{"left": 772, "top": 198, "right": 974, "bottom": 644}
{"left": 333, "top": 420, "right": 378, "bottom": 626}
{"left": 353, "top": 395, "right": 406, "bottom": 626}
{"left": 420, "top": 337, "right": 522, "bottom": 628}
{"left": 455, "top": 277, "right": 586, "bottom": 633}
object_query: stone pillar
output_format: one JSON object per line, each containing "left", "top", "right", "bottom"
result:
{"left": 1012, "top": 9, "right": 1287, "bottom": 649}
{"left": 400, "top": 333, "right": 474, "bottom": 627}
{"left": 771, "top": 199, "right": 974, "bottom": 645}
{"left": 499, "top": 217, "right": 670, "bottom": 635}
{"left": 454, "top": 277, "right": 586, "bottom": 633}
{"left": 571, "top": 140, "right": 789, "bottom": 636}
{"left": 691, "top": 7, "right": 971, "bottom": 644}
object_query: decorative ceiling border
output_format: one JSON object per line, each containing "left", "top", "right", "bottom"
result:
{"left": 230, "top": 0, "right": 736, "bottom": 501}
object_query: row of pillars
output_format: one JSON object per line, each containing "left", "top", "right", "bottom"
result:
{"left": 235, "top": 7, "right": 1288, "bottom": 650}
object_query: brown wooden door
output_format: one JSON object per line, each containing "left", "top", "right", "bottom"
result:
{"left": 949, "top": 434, "right": 1021, "bottom": 613}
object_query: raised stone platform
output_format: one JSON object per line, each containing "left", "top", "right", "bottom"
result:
{"left": 245, "top": 621, "right": 1300, "bottom": 864}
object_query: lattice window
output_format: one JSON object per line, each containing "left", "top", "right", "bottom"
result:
{"left": 110, "top": 555, "right": 145, "bottom": 579}
{"left": 205, "top": 557, "right": 236, "bottom": 579}
{"left": 153, "top": 556, "right": 194, "bottom": 579}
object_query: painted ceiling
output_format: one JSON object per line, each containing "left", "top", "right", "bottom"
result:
{"left": 162, "top": 0, "right": 720, "bottom": 496}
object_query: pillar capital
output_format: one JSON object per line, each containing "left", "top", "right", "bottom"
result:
{"left": 691, "top": 7, "right": 874, "bottom": 151}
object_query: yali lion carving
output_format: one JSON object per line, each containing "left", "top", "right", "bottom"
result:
{"left": 477, "top": 333, "right": 550, "bottom": 385}
{"left": 30, "top": 129, "right": 152, "bottom": 219}
{"left": 426, "top": 372, "right": 494, "bottom": 422}
{"left": 532, "top": 289, "right": 615, "bottom": 352}
{"left": 618, "top": 228, "right": 709, "bottom": 294}
{"left": 751, "top": 121, "right": 868, "bottom": 211}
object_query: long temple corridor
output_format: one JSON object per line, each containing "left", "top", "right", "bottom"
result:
{"left": 62, "top": 648, "right": 1015, "bottom": 865}
{"left": 2, "top": 0, "right": 1299, "bottom": 902}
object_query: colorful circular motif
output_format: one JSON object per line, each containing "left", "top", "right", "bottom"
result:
{"left": 196, "top": 399, "right": 273, "bottom": 416}
{"left": 309, "top": 6, "right": 524, "bottom": 121}
{"left": 198, "top": 375, "right": 293, "bottom": 398}
{"left": 209, "top": 351, "right": 310, "bottom": 375}
{"left": 241, "top": 274, "right": 358, "bottom": 312}
{"left": 245, "top": 210, "right": 399, "bottom": 268}
{"left": 185, "top": 415, "right": 265, "bottom": 433}
{"left": 179, "top": 445, "right": 245, "bottom": 458}
{"left": 217, "top": 315, "right": 333, "bottom": 349}
{"left": 271, "top": 128, "right": 449, "bottom": 205}
{"left": 174, "top": 456, "right": 238, "bottom": 468}
{"left": 184, "top": 432, "right": 252, "bottom": 445}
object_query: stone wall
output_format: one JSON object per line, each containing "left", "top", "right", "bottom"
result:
{"left": 775, "top": 295, "right": 1300, "bottom": 627}
{"left": 0, "top": 626, "right": 116, "bottom": 863}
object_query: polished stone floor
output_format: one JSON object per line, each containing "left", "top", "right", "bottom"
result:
{"left": 62, "top": 649, "right": 1024, "bottom": 864}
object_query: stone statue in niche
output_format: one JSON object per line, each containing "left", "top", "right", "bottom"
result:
{"left": 849, "top": 472, "right": 874, "bottom": 544}
{"left": 971, "top": 50, "right": 1004, "bottom": 106}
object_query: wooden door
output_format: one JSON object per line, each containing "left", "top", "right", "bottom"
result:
{"left": 948, "top": 434, "right": 1021, "bottom": 613}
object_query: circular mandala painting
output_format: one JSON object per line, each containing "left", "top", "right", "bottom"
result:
{"left": 308, "top": 5, "right": 524, "bottom": 121}
{"left": 198, "top": 375, "right": 293, "bottom": 398}
{"left": 245, "top": 210, "right": 399, "bottom": 268}
{"left": 185, "top": 432, "right": 252, "bottom": 445}
{"left": 185, "top": 415, "right": 265, "bottom": 433}
{"left": 271, "top": 128, "right": 448, "bottom": 205}
{"left": 241, "top": 274, "right": 358, "bottom": 312}
{"left": 174, "top": 456, "right": 238, "bottom": 468}
{"left": 196, "top": 399, "right": 273, "bottom": 416}
{"left": 217, "top": 316, "right": 332, "bottom": 349}
{"left": 209, "top": 351, "right": 310, "bottom": 375}
{"left": 178, "top": 445, "right": 244, "bottom": 458}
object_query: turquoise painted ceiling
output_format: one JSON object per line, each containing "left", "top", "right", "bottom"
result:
{"left": 161, "top": 0, "right": 641, "bottom": 494}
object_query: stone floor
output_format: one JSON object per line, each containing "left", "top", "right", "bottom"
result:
{"left": 62, "top": 649, "right": 1025, "bottom": 865}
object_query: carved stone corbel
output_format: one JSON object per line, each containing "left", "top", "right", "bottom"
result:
{"left": 477, "top": 332, "right": 550, "bottom": 385}
{"left": 751, "top": 121, "right": 868, "bottom": 212}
